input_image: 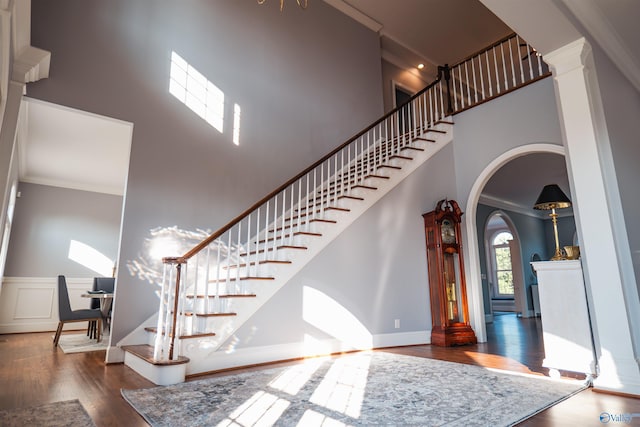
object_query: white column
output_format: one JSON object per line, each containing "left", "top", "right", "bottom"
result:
{"left": 545, "top": 38, "right": 640, "bottom": 395}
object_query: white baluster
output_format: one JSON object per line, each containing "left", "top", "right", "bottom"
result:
{"left": 493, "top": 47, "right": 500, "bottom": 94}
{"left": 154, "top": 264, "right": 168, "bottom": 360}
{"left": 508, "top": 38, "right": 516, "bottom": 88}
{"left": 264, "top": 200, "right": 270, "bottom": 262}
{"left": 516, "top": 35, "right": 525, "bottom": 84}
{"left": 305, "top": 173, "right": 310, "bottom": 221}
{"left": 313, "top": 169, "right": 317, "bottom": 221}
{"left": 471, "top": 57, "right": 478, "bottom": 103}
{"left": 438, "top": 80, "right": 445, "bottom": 119}
{"left": 527, "top": 43, "right": 534, "bottom": 80}
{"left": 289, "top": 184, "right": 295, "bottom": 244}
{"left": 500, "top": 43, "right": 508, "bottom": 91}
{"left": 431, "top": 88, "right": 436, "bottom": 123}
{"left": 452, "top": 66, "right": 458, "bottom": 111}
{"left": 255, "top": 207, "right": 260, "bottom": 276}
{"left": 536, "top": 50, "right": 543, "bottom": 77}
{"left": 225, "top": 230, "right": 231, "bottom": 295}
{"left": 246, "top": 213, "right": 251, "bottom": 279}
{"left": 204, "top": 246, "right": 211, "bottom": 312}
{"left": 215, "top": 239, "right": 221, "bottom": 309}
{"left": 464, "top": 61, "right": 471, "bottom": 106}
{"left": 236, "top": 223, "right": 241, "bottom": 290}
{"left": 281, "top": 190, "right": 286, "bottom": 247}
{"left": 297, "top": 181, "right": 302, "bottom": 232}
{"left": 485, "top": 51, "right": 493, "bottom": 97}
{"left": 478, "top": 55, "right": 485, "bottom": 100}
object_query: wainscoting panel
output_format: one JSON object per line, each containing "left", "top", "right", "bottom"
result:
{"left": 0, "top": 277, "right": 94, "bottom": 334}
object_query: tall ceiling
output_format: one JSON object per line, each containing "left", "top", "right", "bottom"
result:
{"left": 18, "top": 0, "right": 639, "bottom": 215}
{"left": 325, "top": 0, "right": 639, "bottom": 217}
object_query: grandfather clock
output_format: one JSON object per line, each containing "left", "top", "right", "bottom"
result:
{"left": 422, "top": 199, "right": 477, "bottom": 346}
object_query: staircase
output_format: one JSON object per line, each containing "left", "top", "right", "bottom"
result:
{"left": 121, "top": 33, "right": 550, "bottom": 385}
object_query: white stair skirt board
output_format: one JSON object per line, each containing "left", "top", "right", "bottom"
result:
{"left": 124, "top": 351, "right": 187, "bottom": 386}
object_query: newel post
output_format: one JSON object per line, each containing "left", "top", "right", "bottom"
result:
{"left": 162, "top": 256, "right": 186, "bottom": 361}
{"left": 438, "top": 64, "right": 453, "bottom": 115}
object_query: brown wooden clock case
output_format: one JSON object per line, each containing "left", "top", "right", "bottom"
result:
{"left": 422, "top": 199, "right": 477, "bottom": 346}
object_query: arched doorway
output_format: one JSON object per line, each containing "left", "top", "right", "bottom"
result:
{"left": 463, "top": 143, "right": 567, "bottom": 342}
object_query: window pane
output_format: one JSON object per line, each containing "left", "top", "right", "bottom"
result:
{"left": 498, "top": 271, "right": 514, "bottom": 294}
{"left": 495, "top": 247, "right": 512, "bottom": 270}
{"left": 493, "top": 231, "right": 513, "bottom": 245}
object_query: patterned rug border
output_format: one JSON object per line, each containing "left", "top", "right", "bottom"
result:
{"left": 122, "top": 351, "right": 588, "bottom": 427}
{"left": 0, "top": 399, "right": 96, "bottom": 427}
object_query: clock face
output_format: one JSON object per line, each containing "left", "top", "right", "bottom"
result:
{"left": 441, "top": 218, "right": 456, "bottom": 244}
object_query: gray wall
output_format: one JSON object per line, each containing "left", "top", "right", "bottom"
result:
{"left": 28, "top": 0, "right": 384, "bottom": 343}
{"left": 231, "top": 144, "right": 457, "bottom": 348}
{"left": 5, "top": 182, "right": 122, "bottom": 277}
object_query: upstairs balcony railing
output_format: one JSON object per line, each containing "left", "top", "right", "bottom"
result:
{"left": 154, "top": 33, "right": 550, "bottom": 362}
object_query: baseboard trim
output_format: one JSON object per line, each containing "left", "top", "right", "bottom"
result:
{"left": 185, "top": 330, "right": 430, "bottom": 377}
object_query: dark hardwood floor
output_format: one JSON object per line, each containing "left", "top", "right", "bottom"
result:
{"left": 1, "top": 313, "right": 638, "bottom": 426}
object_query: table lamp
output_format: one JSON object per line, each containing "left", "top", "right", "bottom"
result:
{"left": 533, "top": 184, "right": 572, "bottom": 260}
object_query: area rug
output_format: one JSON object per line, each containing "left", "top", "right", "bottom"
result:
{"left": 0, "top": 399, "right": 95, "bottom": 427}
{"left": 57, "top": 333, "right": 109, "bottom": 354}
{"left": 122, "top": 351, "right": 587, "bottom": 426}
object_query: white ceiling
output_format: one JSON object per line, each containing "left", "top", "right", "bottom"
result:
{"left": 18, "top": 98, "right": 132, "bottom": 196}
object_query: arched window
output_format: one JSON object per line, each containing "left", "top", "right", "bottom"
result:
{"left": 492, "top": 231, "right": 514, "bottom": 296}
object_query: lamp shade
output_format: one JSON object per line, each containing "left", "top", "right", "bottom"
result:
{"left": 533, "top": 184, "right": 572, "bottom": 210}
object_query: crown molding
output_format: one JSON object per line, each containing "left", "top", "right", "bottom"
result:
{"left": 479, "top": 193, "right": 574, "bottom": 220}
{"left": 19, "top": 176, "right": 125, "bottom": 197}
{"left": 323, "top": 0, "right": 382, "bottom": 33}
{"left": 479, "top": 193, "right": 541, "bottom": 218}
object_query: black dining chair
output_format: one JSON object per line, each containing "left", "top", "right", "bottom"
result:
{"left": 87, "top": 277, "right": 115, "bottom": 338}
{"left": 54, "top": 275, "right": 103, "bottom": 346}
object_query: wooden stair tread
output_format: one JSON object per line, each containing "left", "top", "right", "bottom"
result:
{"left": 144, "top": 327, "right": 217, "bottom": 339}
{"left": 208, "top": 276, "right": 274, "bottom": 283}
{"left": 377, "top": 164, "right": 402, "bottom": 170}
{"left": 401, "top": 146, "right": 426, "bottom": 151}
{"left": 414, "top": 137, "right": 436, "bottom": 143}
{"left": 389, "top": 154, "right": 413, "bottom": 160}
{"left": 184, "top": 311, "right": 238, "bottom": 317}
{"left": 122, "top": 344, "right": 190, "bottom": 366}
{"left": 257, "top": 231, "right": 322, "bottom": 244}
{"left": 435, "top": 119, "right": 454, "bottom": 125}
{"left": 222, "top": 260, "right": 292, "bottom": 268}
{"left": 338, "top": 195, "right": 364, "bottom": 201}
{"left": 186, "top": 293, "right": 257, "bottom": 298}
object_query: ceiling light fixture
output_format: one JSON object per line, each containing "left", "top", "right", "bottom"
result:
{"left": 257, "top": 0, "right": 308, "bottom": 11}
{"left": 417, "top": 63, "right": 425, "bottom": 70}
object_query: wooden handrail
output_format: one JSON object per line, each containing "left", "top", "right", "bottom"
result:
{"left": 450, "top": 32, "right": 518, "bottom": 68}
{"left": 178, "top": 76, "right": 444, "bottom": 261}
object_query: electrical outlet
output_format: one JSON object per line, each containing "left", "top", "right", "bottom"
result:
{"left": 394, "top": 319, "right": 400, "bottom": 329}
